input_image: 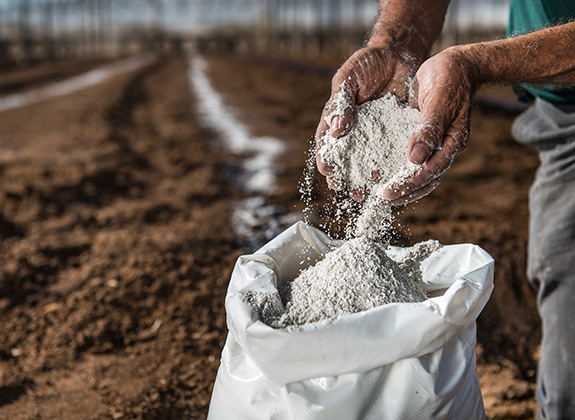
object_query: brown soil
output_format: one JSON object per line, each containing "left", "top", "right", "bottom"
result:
{"left": 0, "top": 53, "right": 540, "bottom": 419}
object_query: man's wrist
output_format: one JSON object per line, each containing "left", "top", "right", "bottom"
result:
{"left": 366, "top": 0, "right": 450, "bottom": 64}
{"left": 450, "top": 45, "right": 484, "bottom": 88}
{"left": 366, "top": 20, "right": 435, "bottom": 67}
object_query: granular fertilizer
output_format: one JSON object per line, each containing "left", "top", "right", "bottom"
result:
{"left": 242, "top": 90, "right": 441, "bottom": 329}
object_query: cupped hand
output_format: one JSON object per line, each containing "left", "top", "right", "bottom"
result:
{"left": 315, "top": 46, "right": 421, "bottom": 198}
{"left": 379, "top": 47, "right": 478, "bottom": 206}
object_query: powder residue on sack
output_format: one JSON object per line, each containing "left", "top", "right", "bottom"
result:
{"left": 388, "top": 239, "right": 442, "bottom": 282}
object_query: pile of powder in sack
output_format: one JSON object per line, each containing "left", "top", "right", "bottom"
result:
{"left": 242, "top": 238, "right": 441, "bottom": 329}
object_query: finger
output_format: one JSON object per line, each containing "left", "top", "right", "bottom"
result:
{"left": 407, "top": 111, "right": 447, "bottom": 165}
{"left": 326, "top": 176, "right": 344, "bottom": 191}
{"left": 380, "top": 175, "right": 443, "bottom": 207}
{"left": 382, "top": 138, "right": 455, "bottom": 201}
{"left": 314, "top": 74, "right": 356, "bottom": 141}
{"left": 315, "top": 100, "right": 352, "bottom": 140}
{"left": 314, "top": 76, "right": 358, "bottom": 181}
{"left": 350, "top": 187, "right": 366, "bottom": 202}
{"left": 330, "top": 108, "right": 354, "bottom": 138}
{"left": 380, "top": 122, "right": 467, "bottom": 203}
{"left": 315, "top": 149, "right": 334, "bottom": 177}
{"left": 407, "top": 76, "right": 419, "bottom": 109}
{"left": 420, "top": 122, "right": 467, "bottom": 177}
{"left": 315, "top": 110, "right": 330, "bottom": 142}
{"left": 380, "top": 165, "right": 435, "bottom": 202}
{"left": 324, "top": 80, "right": 356, "bottom": 138}
{"left": 315, "top": 134, "right": 333, "bottom": 176}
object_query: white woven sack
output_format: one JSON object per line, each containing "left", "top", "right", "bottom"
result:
{"left": 208, "top": 221, "right": 494, "bottom": 420}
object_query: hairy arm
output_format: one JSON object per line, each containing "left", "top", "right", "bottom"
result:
{"left": 466, "top": 23, "right": 575, "bottom": 85}
{"left": 368, "top": 0, "right": 450, "bottom": 57}
{"left": 382, "top": 22, "right": 575, "bottom": 205}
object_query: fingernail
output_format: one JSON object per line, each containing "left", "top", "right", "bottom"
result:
{"left": 330, "top": 116, "right": 342, "bottom": 134}
{"left": 410, "top": 144, "right": 429, "bottom": 164}
{"left": 378, "top": 196, "right": 393, "bottom": 206}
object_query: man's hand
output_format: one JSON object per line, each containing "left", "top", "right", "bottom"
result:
{"left": 315, "top": 46, "right": 476, "bottom": 205}
{"left": 314, "top": 0, "right": 450, "bottom": 201}
{"left": 315, "top": 5, "right": 575, "bottom": 207}
{"left": 379, "top": 20, "right": 575, "bottom": 206}
{"left": 315, "top": 46, "right": 421, "bottom": 200}
{"left": 379, "top": 47, "right": 477, "bottom": 205}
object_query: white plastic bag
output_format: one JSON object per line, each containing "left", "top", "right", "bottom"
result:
{"left": 208, "top": 221, "right": 494, "bottom": 420}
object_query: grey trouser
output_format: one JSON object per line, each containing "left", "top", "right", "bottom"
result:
{"left": 513, "top": 98, "right": 575, "bottom": 420}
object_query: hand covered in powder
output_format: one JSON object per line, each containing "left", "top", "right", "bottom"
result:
{"left": 315, "top": 46, "right": 420, "bottom": 199}
{"left": 379, "top": 47, "right": 477, "bottom": 205}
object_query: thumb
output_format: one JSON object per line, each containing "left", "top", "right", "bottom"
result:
{"left": 326, "top": 81, "right": 357, "bottom": 138}
{"left": 324, "top": 74, "right": 357, "bottom": 137}
{"left": 329, "top": 107, "right": 354, "bottom": 138}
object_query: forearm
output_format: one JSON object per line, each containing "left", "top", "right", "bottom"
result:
{"left": 367, "top": 0, "right": 451, "bottom": 64}
{"left": 457, "top": 22, "right": 575, "bottom": 87}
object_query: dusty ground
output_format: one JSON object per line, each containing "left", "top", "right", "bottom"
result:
{"left": 0, "top": 52, "right": 540, "bottom": 419}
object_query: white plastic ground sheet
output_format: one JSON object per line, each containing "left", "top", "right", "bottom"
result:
{"left": 208, "top": 221, "right": 494, "bottom": 420}
{"left": 188, "top": 56, "right": 284, "bottom": 195}
{"left": 188, "top": 56, "right": 296, "bottom": 249}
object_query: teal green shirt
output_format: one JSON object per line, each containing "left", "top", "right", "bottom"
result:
{"left": 508, "top": 0, "right": 575, "bottom": 104}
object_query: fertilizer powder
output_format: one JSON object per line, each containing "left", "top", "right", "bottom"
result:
{"left": 242, "top": 91, "right": 442, "bottom": 329}
{"left": 319, "top": 92, "right": 421, "bottom": 195}
{"left": 242, "top": 238, "right": 440, "bottom": 329}
{"left": 319, "top": 92, "right": 423, "bottom": 239}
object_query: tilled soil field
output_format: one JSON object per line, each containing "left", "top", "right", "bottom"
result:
{"left": 0, "top": 53, "right": 540, "bottom": 419}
